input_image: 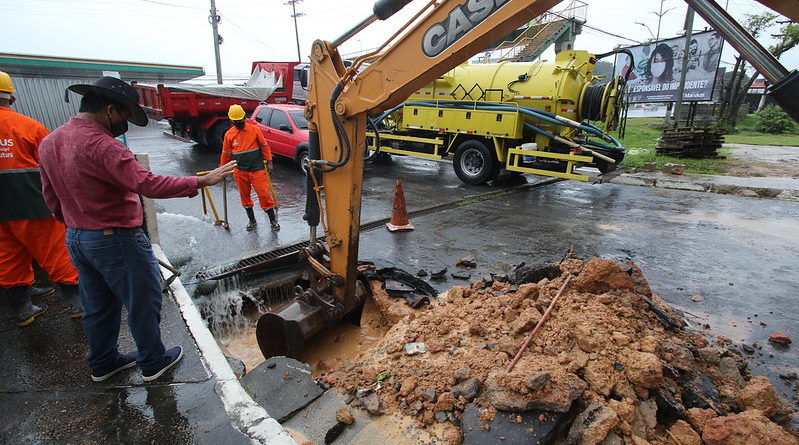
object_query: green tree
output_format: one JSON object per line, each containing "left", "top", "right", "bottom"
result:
{"left": 718, "top": 12, "right": 776, "bottom": 130}
{"left": 719, "top": 13, "right": 799, "bottom": 130}
{"left": 754, "top": 105, "right": 794, "bottom": 133}
{"left": 593, "top": 60, "right": 615, "bottom": 79}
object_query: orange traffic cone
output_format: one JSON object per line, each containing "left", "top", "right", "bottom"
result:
{"left": 386, "top": 179, "right": 414, "bottom": 232}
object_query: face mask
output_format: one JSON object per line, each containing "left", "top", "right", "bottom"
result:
{"left": 233, "top": 120, "right": 245, "bottom": 130}
{"left": 651, "top": 61, "right": 667, "bottom": 79}
{"left": 107, "top": 106, "right": 129, "bottom": 137}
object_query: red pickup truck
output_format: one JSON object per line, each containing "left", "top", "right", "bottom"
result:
{"left": 247, "top": 103, "right": 310, "bottom": 172}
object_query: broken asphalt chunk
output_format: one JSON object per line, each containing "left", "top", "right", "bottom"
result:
{"left": 451, "top": 270, "right": 472, "bottom": 280}
{"left": 430, "top": 267, "right": 448, "bottom": 279}
{"left": 462, "top": 404, "right": 565, "bottom": 445}
{"left": 456, "top": 256, "right": 477, "bottom": 268}
{"left": 241, "top": 356, "right": 323, "bottom": 422}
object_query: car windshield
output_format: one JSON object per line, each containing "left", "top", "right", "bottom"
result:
{"left": 289, "top": 110, "right": 308, "bottom": 129}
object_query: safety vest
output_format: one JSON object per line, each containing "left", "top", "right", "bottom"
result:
{"left": 0, "top": 107, "right": 52, "bottom": 222}
{"left": 221, "top": 124, "right": 271, "bottom": 172}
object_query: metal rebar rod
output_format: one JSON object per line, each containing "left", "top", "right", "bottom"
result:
{"left": 507, "top": 274, "right": 573, "bottom": 373}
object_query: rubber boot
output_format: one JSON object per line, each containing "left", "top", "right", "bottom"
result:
{"left": 245, "top": 207, "right": 257, "bottom": 231}
{"left": 58, "top": 283, "right": 83, "bottom": 319}
{"left": 265, "top": 207, "right": 280, "bottom": 231}
{"left": 29, "top": 284, "right": 56, "bottom": 299}
{"left": 4, "top": 286, "right": 47, "bottom": 327}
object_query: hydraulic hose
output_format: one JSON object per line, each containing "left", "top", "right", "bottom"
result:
{"left": 385, "top": 100, "right": 623, "bottom": 150}
{"left": 313, "top": 82, "right": 351, "bottom": 172}
{"left": 364, "top": 117, "right": 381, "bottom": 162}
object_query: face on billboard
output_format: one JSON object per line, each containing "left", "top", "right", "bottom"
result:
{"left": 614, "top": 30, "right": 723, "bottom": 103}
{"left": 708, "top": 33, "right": 721, "bottom": 52}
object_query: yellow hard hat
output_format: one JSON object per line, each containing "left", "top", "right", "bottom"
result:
{"left": 0, "top": 71, "right": 15, "bottom": 94}
{"left": 228, "top": 104, "right": 245, "bottom": 121}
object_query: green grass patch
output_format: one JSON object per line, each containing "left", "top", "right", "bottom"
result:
{"left": 618, "top": 118, "right": 727, "bottom": 174}
{"left": 618, "top": 117, "right": 665, "bottom": 150}
{"left": 615, "top": 116, "right": 798, "bottom": 174}
{"left": 723, "top": 132, "right": 799, "bottom": 145}
{"left": 725, "top": 115, "right": 799, "bottom": 144}
{"left": 620, "top": 147, "right": 729, "bottom": 175}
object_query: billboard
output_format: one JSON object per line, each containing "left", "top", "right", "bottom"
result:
{"left": 614, "top": 30, "right": 723, "bottom": 103}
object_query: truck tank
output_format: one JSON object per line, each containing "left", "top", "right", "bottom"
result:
{"left": 402, "top": 50, "right": 623, "bottom": 136}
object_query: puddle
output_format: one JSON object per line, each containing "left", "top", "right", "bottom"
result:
{"left": 302, "top": 297, "right": 388, "bottom": 377}
{"left": 596, "top": 223, "right": 623, "bottom": 232}
{"left": 217, "top": 327, "right": 263, "bottom": 373}
{"left": 662, "top": 211, "right": 799, "bottom": 243}
{"left": 216, "top": 293, "right": 390, "bottom": 375}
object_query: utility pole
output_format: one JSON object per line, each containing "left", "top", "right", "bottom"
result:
{"left": 652, "top": 0, "right": 676, "bottom": 41}
{"left": 286, "top": 0, "right": 305, "bottom": 63}
{"left": 209, "top": 0, "right": 223, "bottom": 84}
{"left": 672, "top": 6, "right": 695, "bottom": 127}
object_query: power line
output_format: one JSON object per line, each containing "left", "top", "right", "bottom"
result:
{"left": 549, "top": 11, "right": 641, "bottom": 44}
{"left": 133, "top": 0, "right": 202, "bottom": 8}
{"left": 218, "top": 13, "right": 293, "bottom": 59}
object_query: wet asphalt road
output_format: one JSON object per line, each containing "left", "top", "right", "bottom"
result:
{"left": 127, "top": 125, "right": 799, "bottom": 414}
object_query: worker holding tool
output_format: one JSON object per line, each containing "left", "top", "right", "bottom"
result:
{"left": 0, "top": 70, "right": 83, "bottom": 327}
{"left": 220, "top": 104, "right": 280, "bottom": 231}
{"left": 38, "top": 76, "right": 236, "bottom": 382}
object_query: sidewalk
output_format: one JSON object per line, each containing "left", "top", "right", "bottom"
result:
{"left": 610, "top": 170, "right": 799, "bottom": 201}
{"left": 0, "top": 246, "right": 295, "bottom": 445}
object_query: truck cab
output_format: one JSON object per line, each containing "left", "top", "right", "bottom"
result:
{"left": 292, "top": 64, "right": 310, "bottom": 104}
{"left": 247, "top": 103, "right": 310, "bottom": 172}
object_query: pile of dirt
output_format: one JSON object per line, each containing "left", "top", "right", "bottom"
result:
{"left": 323, "top": 257, "right": 798, "bottom": 444}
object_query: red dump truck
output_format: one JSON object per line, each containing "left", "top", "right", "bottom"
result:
{"left": 132, "top": 61, "right": 301, "bottom": 149}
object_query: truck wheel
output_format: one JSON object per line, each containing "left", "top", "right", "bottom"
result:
{"left": 453, "top": 139, "right": 499, "bottom": 185}
{"left": 209, "top": 121, "right": 230, "bottom": 150}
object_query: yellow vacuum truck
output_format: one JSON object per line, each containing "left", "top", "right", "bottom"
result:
{"left": 367, "top": 49, "right": 627, "bottom": 184}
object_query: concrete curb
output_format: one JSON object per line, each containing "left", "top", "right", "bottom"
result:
{"left": 610, "top": 173, "right": 799, "bottom": 202}
{"left": 153, "top": 244, "right": 297, "bottom": 445}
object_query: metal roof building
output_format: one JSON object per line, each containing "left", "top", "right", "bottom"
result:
{"left": 0, "top": 53, "right": 204, "bottom": 131}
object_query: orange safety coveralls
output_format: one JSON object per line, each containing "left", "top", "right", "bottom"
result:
{"left": 0, "top": 107, "right": 78, "bottom": 288}
{"left": 219, "top": 123, "right": 277, "bottom": 210}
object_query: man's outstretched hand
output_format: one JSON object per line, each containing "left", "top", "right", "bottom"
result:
{"left": 198, "top": 161, "right": 236, "bottom": 187}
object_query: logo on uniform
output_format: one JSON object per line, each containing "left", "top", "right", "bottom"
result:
{"left": 0, "top": 138, "right": 14, "bottom": 148}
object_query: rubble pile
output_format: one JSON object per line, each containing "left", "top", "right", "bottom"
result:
{"left": 325, "top": 257, "right": 798, "bottom": 444}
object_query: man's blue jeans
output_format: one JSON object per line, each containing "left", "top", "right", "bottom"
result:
{"left": 65, "top": 227, "right": 166, "bottom": 374}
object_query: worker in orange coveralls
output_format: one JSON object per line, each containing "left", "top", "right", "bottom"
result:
{"left": 220, "top": 104, "right": 280, "bottom": 231}
{"left": 0, "top": 70, "right": 82, "bottom": 326}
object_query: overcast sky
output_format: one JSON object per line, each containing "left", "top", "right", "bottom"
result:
{"left": 3, "top": 0, "right": 796, "bottom": 80}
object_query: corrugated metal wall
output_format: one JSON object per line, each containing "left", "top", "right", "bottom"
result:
{"left": 11, "top": 77, "right": 82, "bottom": 131}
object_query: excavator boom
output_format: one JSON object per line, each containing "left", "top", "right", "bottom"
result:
{"left": 256, "top": 0, "right": 799, "bottom": 359}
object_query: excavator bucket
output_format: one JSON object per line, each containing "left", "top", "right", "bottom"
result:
{"left": 256, "top": 298, "right": 326, "bottom": 360}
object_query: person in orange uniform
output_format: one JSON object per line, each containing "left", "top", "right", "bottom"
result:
{"left": 220, "top": 104, "right": 280, "bottom": 231}
{"left": 0, "top": 71, "right": 82, "bottom": 326}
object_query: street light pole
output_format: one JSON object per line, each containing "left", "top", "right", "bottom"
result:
{"left": 652, "top": 0, "right": 676, "bottom": 41}
{"left": 672, "top": 6, "right": 695, "bottom": 127}
{"left": 209, "top": 0, "right": 223, "bottom": 84}
{"left": 636, "top": 22, "right": 656, "bottom": 41}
